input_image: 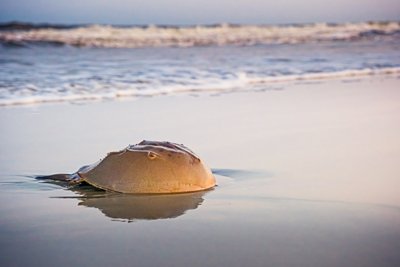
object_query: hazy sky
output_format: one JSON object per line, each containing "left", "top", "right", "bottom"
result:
{"left": 0, "top": 0, "right": 399, "bottom": 25}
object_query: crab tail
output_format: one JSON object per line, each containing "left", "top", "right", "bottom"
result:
{"left": 36, "top": 173, "right": 70, "bottom": 181}
{"left": 36, "top": 173, "right": 83, "bottom": 184}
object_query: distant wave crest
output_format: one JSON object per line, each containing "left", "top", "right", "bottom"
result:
{"left": 1, "top": 21, "right": 399, "bottom": 48}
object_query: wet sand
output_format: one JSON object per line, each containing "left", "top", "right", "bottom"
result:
{"left": 1, "top": 76, "right": 400, "bottom": 267}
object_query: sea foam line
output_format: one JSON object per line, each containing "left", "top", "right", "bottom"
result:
{"left": 0, "top": 67, "right": 399, "bottom": 107}
{"left": 247, "top": 67, "right": 400, "bottom": 84}
{"left": 1, "top": 21, "right": 399, "bottom": 48}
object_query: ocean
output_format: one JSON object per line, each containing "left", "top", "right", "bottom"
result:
{"left": 0, "top": 21, "right": 399, "bottom": 106}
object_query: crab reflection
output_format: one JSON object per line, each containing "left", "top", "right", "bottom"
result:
{"left": 68, "top": 184, "right": 208, "bottom": 222}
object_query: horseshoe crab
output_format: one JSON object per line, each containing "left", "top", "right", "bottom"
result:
{"left": 38, "top": 140, "right": 216, "bottom": 194}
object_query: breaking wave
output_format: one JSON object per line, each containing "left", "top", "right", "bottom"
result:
{"left": 1, "top": 21, "right": 399, "bottom": 48}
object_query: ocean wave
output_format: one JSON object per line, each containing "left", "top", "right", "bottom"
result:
{"left": 1, "top": 67, "right": 399, "bottom": 107}
{"left": 1, "top": 21, "right": 399, "bottom": 48}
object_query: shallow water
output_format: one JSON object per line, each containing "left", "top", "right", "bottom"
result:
{"left": 1, "top": 175, "right": 399, "bottom": 267}
{"left": 1, "top": 77, "right": 400, "bottom": 267}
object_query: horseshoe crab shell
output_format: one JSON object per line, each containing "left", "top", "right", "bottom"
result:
{"left": 76, "top": 140, "right": 216, "bottom": 194}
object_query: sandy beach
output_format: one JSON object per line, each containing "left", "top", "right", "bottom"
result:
{"left": 0, "top": 75, "right": 399, "bottom": 267}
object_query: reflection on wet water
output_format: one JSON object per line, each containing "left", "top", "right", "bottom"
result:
{"left": 59, "top": 185, "right": 208, "bottom": 222}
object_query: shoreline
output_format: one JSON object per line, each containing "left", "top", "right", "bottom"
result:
{"left": 1, "top": 70, "right": 399, "bottom": 108}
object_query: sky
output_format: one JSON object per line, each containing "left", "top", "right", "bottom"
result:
{"left": 0, "top": 0, "right": 399, "bottom": 25}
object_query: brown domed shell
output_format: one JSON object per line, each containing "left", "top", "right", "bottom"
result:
{"left": 78, "top": 141, "right": 216, "bottom": 193}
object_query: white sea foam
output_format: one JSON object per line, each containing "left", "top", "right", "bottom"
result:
{"left": 247, "top": 67, "right": 400, "bottom": 83}
{"left": 1, "top": 67, "right": 399, "bottom": 107}
{"left": 1, "top": 22, "right": 399, "bottom": 48}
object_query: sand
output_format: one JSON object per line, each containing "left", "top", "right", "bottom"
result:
{"left": 0, "top": 76, "right": 400, "bottom": 267}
